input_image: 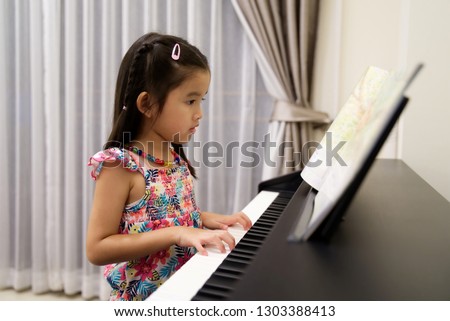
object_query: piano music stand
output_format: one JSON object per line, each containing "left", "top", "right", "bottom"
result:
{"left": 311, "top": 96, "right": 409, "bottom": 241}
{"left": 288, "top": 64, "right": 423, "bottom": 242}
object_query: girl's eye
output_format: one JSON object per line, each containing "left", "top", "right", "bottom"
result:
{"left": 187, "top": 98, "right": 206, "bottom": 105}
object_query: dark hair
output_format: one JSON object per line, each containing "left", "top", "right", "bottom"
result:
{"left": 105, "top": 32, "right": 210, "bottom": 178}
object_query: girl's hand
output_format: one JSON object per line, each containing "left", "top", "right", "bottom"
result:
{"left": 201, "top": 211, "right": 252, "bottom": 231}
{"left": 176, "top": 227, "right": 236, "bottom": 256}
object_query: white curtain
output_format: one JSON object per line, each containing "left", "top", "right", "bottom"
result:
{"left": 0, "top": 0, "right": 272, "bottom": 300}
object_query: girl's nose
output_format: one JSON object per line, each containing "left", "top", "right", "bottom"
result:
{"left": 194, "top": 107, "right": 203, "bottom": 121}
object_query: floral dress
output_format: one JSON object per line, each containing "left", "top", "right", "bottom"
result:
{"left": 88, "top": 147, "right": 202, "bottom": 301}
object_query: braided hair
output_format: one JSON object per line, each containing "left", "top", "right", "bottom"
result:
{"left": 105, "top": 33, "right": 210, "bottom": 178}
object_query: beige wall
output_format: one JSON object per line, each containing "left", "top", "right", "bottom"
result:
{"left": 339, "top": 0, "right": 404, "bottom": 159}
{"left": 339, "top": 0, "right": 450, "bottom": 201}
{"left": 402, "top": 0, "right": 450, "bottom": 202}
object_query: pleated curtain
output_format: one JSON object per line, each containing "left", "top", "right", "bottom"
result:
{"left": 231, "top": 0, "right": 331, "bottom": 180}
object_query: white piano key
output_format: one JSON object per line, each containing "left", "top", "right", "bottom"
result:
{"left": 241, "top": 191, "right": 279, "bottom": 224}
{"left": 147, "top": 190, "right": 279, "bottom": 301}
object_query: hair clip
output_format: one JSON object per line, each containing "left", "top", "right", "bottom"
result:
{"left": 171, "top": 43, "right": 180, "bottom": 60}
{"left": 122, "top": 106, "right": 127, "bottom": 111}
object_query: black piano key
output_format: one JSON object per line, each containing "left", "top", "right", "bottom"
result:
{"left": 250, "top": 225, "right": 272, "bottom": 233}
{"left": 194, "top": 272, "right": 247, "bottom": 300}
{"left": 241, "top": 232, "right": 265, "bottom": 242}
{"left": 226, "top": 253, "right": 254, "bottom": 262}
{"left": 231, "top": 246, "right": 257, "bottom": 256}
{"left": 229, "top": 248, "right": 255, "bottom": 258}
{"left": 264, "top": 206, "right": 283, "bottom": 212}
{"left": 227, "top": 252, "right": 252, "bottom": 261}
{"left": 193, "top": 286, "right": 229, "bottom": 300}
{"left": 217, "top": 259, "right": 248, "bottom": 273}
{"left": 268, "top": 205, "right": 285, "bottom": 211}
{"left": 225, "top": 255, "right": 251, "bottom": 265}
{"left": 237, "top": 239, "right": 262, "bottom": 248}
{"left": 192, "top": 292, "right": 225, "bottom": 301}
{"left": 247, "top": 229, "right": 268, "bottom": 237}
{"left": 254, "top": 222, "right": 273, "bottom": 229}
{"left": 215, "top": 265, "right": 244, "bottom": 276}
{"left": 262, "top": 212, "right": 282, "bottom": 218}
{"left": 257, "top": 217, "right": 277, "bottom": 224}
{"left": 254, "top": 220, "right": 273, "bottom": 227}
{"left": 244, "top": 228, "right": 267, "bottom": 237}
{"left": 201, "top": 275, "right": 235, "bottom": 290}
{"left": 213, "top": 269, "right": 242, "bottom": 280}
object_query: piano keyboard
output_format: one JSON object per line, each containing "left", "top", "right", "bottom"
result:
{"left": 147, "top": 190, "right": 293, "bottom": 301}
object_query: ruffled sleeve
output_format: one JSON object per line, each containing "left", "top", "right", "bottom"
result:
{"left": 88, "top": 147, "right": 140, "bottom": 180}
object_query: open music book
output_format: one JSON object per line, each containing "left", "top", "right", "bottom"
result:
{"left": 293, "top": 64, "right": 423, "bottom": 241}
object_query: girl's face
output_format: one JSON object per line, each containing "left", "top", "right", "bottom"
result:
{"left": 149, "top": 70, "right": 210, "bottom": 144}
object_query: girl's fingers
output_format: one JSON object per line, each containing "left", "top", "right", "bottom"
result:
{"left": 179, "top": 227, "right": 237, "bottom": 255}
{"left": 204, "top": 230, "right": 235, "bottom": 253}
{"left": 213, "top": 236, "right": 227, "bottom": 253}
{"left": 232, "top": 212, "right": 252, "bottom": 230}
{"left": 236, "top": 216, "right": 250, "bottom": 229}
{"left": 218, "top": 230, "right": 235, "bottom": 250}
{"left": 195, "top": 243, "right": 208, "bottom": 256}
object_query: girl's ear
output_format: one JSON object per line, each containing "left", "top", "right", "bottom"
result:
{"left": 136, "top": 92, "right": 156, "bottom": 118}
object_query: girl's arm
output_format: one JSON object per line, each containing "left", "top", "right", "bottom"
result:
{"left": 201, "top": 211, "right": 252, "bottom": 231}
{"left": 86, "top": 165, "right": 235, "bottom": 265}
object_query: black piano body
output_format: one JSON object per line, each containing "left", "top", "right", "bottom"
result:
{"left": 193, "top": 159, "right": 450, "bottom": 300}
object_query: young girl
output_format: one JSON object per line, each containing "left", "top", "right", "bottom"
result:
{"left": 86, "top": 32, "right": 252, "bottom": 301}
